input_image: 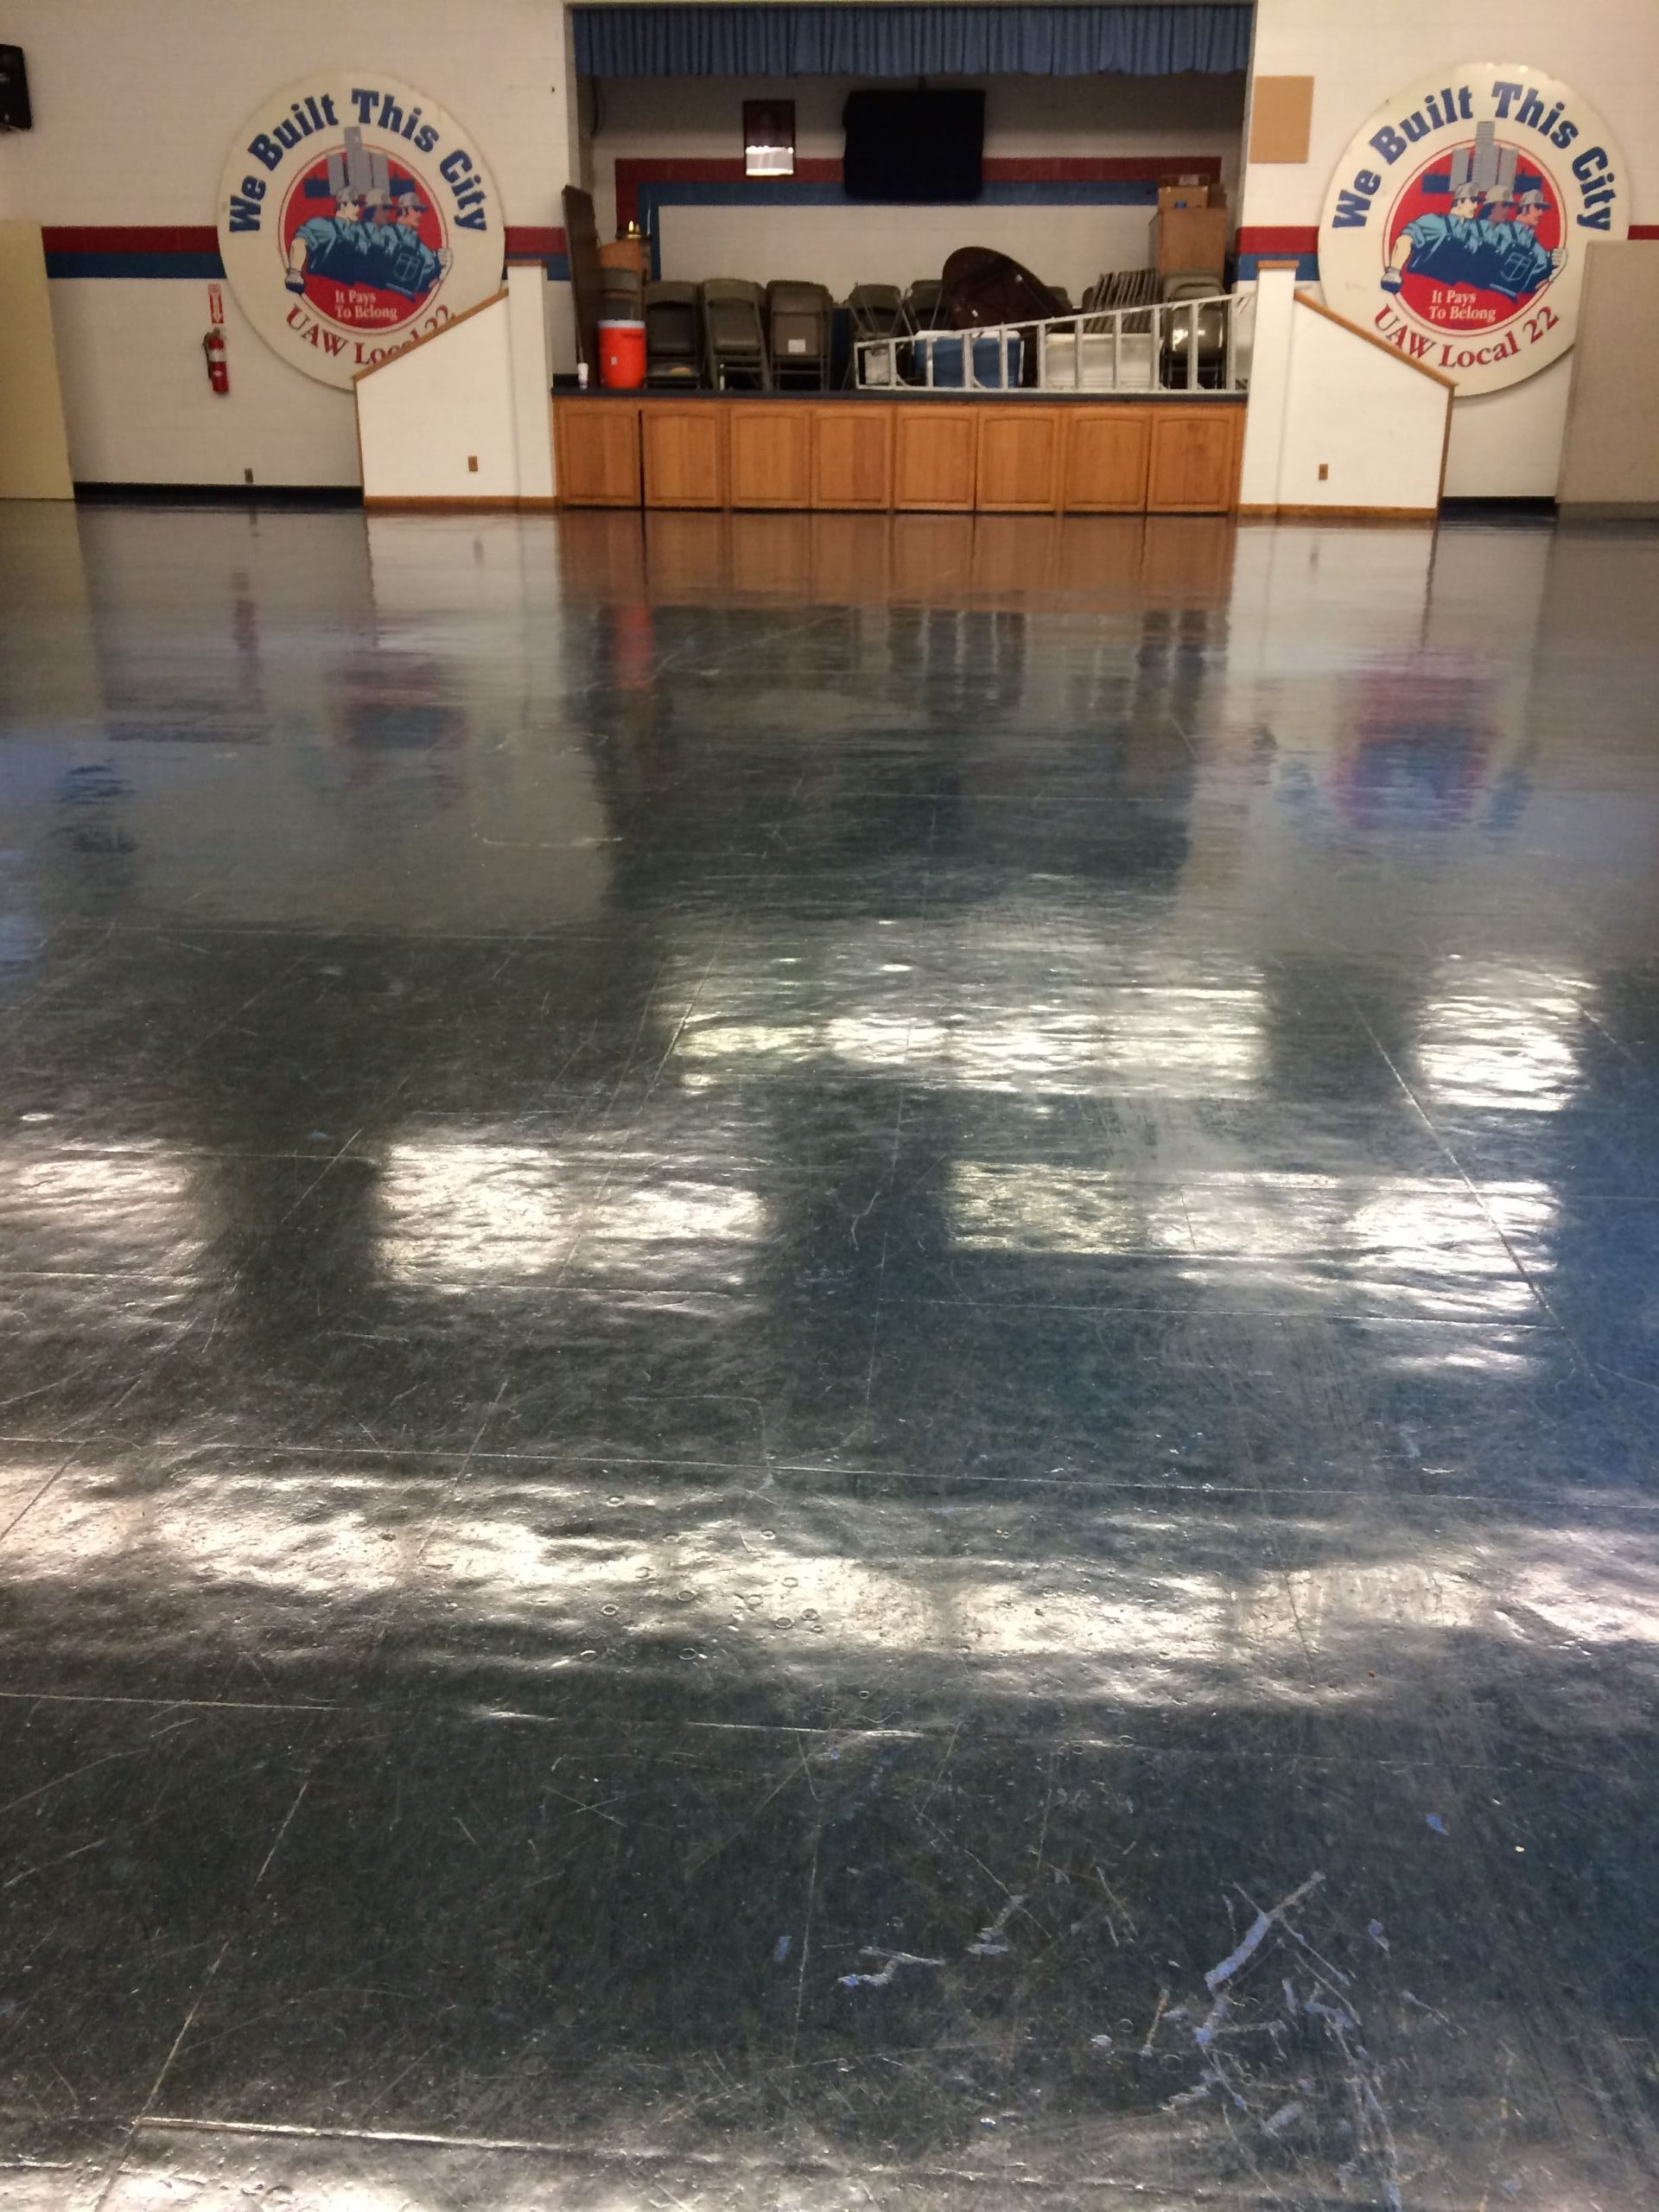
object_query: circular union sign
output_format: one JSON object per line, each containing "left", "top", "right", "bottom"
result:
{"left": 217, "top": 74, "right": 504, "bottom": 391}
{"left": 1319, "top": 64, "right": 1628, "bottom": 397}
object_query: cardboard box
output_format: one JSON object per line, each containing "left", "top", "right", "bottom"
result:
{"left": 1151, "top": 206, "right": 1230, "bottom": 277}
{"left": 1156, "top": 182, "right": 1227, "bottom": 214}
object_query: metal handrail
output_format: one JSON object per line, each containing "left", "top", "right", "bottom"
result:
{"left": 853, "top": 292, "right": 1243, "bottom": 396}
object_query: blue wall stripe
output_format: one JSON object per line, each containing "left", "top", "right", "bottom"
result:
{"left": 1235, "top": 252, "right": 1319, "bottom": 283}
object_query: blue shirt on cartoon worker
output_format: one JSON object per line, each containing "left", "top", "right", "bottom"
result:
{"left": 1484, "top": 188, "right": 1564, "bottom": 301}
{"left": 285, "top": 186, "right": 373, "bottom": 292}
{"left": 1381, "top": 181, "right": 1487, "bottom": 293}
{"left": 358, "top": 186, "right": 451, "bottom": 301}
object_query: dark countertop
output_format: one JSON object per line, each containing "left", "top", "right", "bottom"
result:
{"left": 553, "top": 383, "right": 1246, "bottom": 404}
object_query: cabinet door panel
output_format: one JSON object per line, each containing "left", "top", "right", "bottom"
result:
{"left": 893, "top": 409, "right": 977, "bottom": 511}
{"left": 554, "top": 401, "right": 640, "bottom": 506}
{"left": 727, "top": 406, "right": 811, "bottom": 508}
{"left": 1062, "top": 410, "right": 1152, "bottom": 513}
{"left": 1146, "top": 408, "right": 1242, "bottom": 512}
{"left": 641, "top": 408, "right": 726, "bottom": 508}
{"left": 976, "top": 410, "right": 1063, "bottom": 512}
{"left": 811, "top": 408, "right": 893, "bottom": 508}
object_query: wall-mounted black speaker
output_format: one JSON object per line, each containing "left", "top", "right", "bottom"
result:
{"left": 0, "top": 47, "right": 32, "bottom": 131}
{"left": 843, "top": 90, "right": 984, "bottom": 204}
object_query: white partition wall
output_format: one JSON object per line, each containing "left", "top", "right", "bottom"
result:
{"left": 354, "top": 265, "right": 553, "bottom": 508}
{"left": 1240, "top": 266, "right": 1452, "bottom": 519}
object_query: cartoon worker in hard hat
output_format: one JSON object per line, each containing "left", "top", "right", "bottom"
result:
{"left": 285, "top": 184, "right": 369, "bottom": 292}
{"left": 1381, "top": 177, "right": 1487, "bottom": 293}
{"left": 365, "top": 183, "right": 452, "bottom": 300}
{"left": 1489, "top": 185, "right": 1565, "bottom": 300}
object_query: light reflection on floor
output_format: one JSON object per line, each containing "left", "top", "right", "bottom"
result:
{"left": 1, "top": 504, "right": 1657, "bottom": 2208}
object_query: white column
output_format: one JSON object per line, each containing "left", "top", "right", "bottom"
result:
{"left": 506, "top": 263, "right": 555, "bottom": 503}
{"left": 1237, "top": 263, "right": 1299, "bottom": 512}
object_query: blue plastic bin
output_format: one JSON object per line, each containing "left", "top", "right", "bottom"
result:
{"left": 915, "top": 331, "right": 1024, "bottom": 390}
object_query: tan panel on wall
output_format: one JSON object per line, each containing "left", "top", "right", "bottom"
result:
{"left": 1559, "top": 243, "right": 1659, "bottom": 508}
{"left": 0, "top": 225, "right": 75, "bottom": 499}
{"left": 1249, "top": 77, "right": 1315, "bottom": 166}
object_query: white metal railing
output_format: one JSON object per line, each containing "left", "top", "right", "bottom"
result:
{"left": 854, "top": 293, "right": 1244, "bottom": 397}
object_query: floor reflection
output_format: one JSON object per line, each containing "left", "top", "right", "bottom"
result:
{"left": 0, "top": 502, "right": 1657, "bottom": 2205}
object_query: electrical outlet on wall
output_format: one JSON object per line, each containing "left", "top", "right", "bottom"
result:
{"left": 1318, "top": 462, "right": 1330, "bottom": 481}
{"left": 467, "top": 455, "right": 479, "bottom": 473}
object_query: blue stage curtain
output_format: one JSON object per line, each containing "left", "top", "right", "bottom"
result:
{"left": 572, "top": 6, "right": 1253, "bottom": 79}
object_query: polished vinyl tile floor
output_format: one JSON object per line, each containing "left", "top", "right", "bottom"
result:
{"left": 0, "top": 499, "right": 1656, "bottom": 2208}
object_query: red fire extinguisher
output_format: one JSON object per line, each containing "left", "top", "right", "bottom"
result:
{"left": 203, "top": 327, "right": 229, "bottom": 396}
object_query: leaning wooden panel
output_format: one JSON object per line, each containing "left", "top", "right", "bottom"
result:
{"left": 811, "top": 406, "right": 893, "bottom": 509}
{"left": 727, "top": 405, "right": 813, "bottom": 509}
{"left": 892, "top": 408, "right": 978, "bottom": 512}
{"left": 553, "top": 399, "right": 641, "bottom": 507}
{"left": 1146, "top": 408, "right": 1243, "bottom": 514}
{"left": 641, "top": 404, "right": 726, "bottom": 509}
{"left": 975, "top": 409, "right": 1064, "bottom": 512}
{"left": 1062, "top": 409, "right": 1153, "bottom": 513}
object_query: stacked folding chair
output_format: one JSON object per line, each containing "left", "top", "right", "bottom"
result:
{"left": 844, "top": 283, "right": 906, "bottom": 387}
{"left": 701, "top": 279, "right": 771, "bottom": 391}
{"left": 766, "top": 281, "right": 832, "bottom": 390}
{"left": 644, "top": 281, "right": 701, "bottom": 387}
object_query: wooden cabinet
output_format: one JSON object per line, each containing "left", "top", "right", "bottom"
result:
{"left": 1064, "top": 410, "right": 1154, "bottom": 512}
{"left": 641, "top": 406, "right": 725, "bottom": 508}
{"left": 976, "top": 410, "right": 1064, "bottom": 512}
{"left": 555, "top": 397, "right": 1244, "bottom": 517}
{"left": 812, "top": 407, "right": 893, "bottom": 509}
{"left": 727, "top": 404, "right": 812, "bottom": 509}
{"left": 1147, "top": 407, "right": 1242, "bottom": 512}
{"left": 893, "top": 408, "right": 978, "bottom": 511}
{"left": 553, "top": 399, "right": 640, "bottom": 507}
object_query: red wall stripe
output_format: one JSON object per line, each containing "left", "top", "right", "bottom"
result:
{"left": 1630, "top": 224, "right": 1659, "bottom": 240}
{"left": 1236, "top": 226, "right": 1319, "bottom": 254}
{"left": 44, "top": 225, "right": 219, "bottom": 253}
{"left": 503, "top": 226, "right": 567, "bottom": 257}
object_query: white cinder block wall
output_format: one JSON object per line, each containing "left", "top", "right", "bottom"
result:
{"left": 1242, "top": 0, "right": 1659, "bottom": 496}
{"left": 588, "top": 73, "right": 1245, "bottom": 304}
{"left": 0, "top": 0, "right": 575, "bottom": 486}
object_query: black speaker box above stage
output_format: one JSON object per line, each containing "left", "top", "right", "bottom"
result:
{"left": 842, "top": 89, "right": 984, "bottom": 203}
{"left": 0, "top": 47, "right": 32, "bottom": 131}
